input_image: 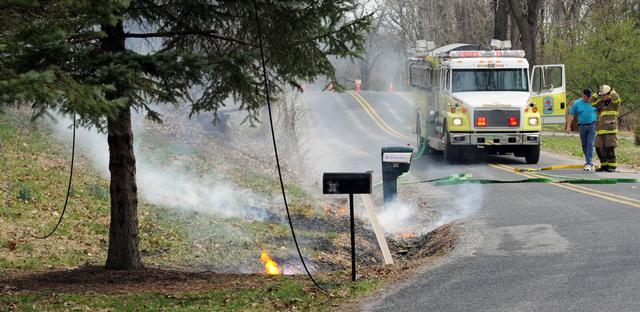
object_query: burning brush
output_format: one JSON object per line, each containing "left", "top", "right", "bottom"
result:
{"left": 260, "top": 250, "right": 281, "bottom": 275}
{"left": 394, "top": 226, "right": 418, "bottom": 240}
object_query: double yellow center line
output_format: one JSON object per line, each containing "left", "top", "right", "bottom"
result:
{"left": 490, "top": 163, "right": 640, "bottom": 209}
{"left": 347, "top": 91, "right": 414, "bottom": 142}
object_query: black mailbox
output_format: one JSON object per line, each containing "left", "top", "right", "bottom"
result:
{"left": 381, "top": 146, "right": 413, "bottom": 202}
{"left": 323, "top": 172, "right": 372, "bottom": 195}
{"left": 322, "top": 171, "right": 373, "bottom": 282}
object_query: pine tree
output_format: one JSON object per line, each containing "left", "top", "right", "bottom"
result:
{"left": 0, "top": 0, "right": 370, "bottom": 270}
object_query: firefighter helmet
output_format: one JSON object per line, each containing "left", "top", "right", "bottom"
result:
{"left": 598, "top": 85, "right": 611, "bottom": 96}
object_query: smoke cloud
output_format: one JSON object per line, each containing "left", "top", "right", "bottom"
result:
{"left": 47, "top": 111, "right": 275, "bottom": 223}
{"left": 434, "top": 184, "right": 484, "bottom": 228}
{"left": 377, "top": 199, "right": 417, "bottom": 234}
{"left": 374, "top": 183, "right": 484, "bottom": 235}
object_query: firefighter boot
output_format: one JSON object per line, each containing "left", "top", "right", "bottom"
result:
{"left": 595, "top": 147, "right": 608, "bottom": 172}
{"left": 605, "top": 146, "right": 617, "bottom": 172}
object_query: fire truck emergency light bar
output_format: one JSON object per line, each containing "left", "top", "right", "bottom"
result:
{"left": 449, "top": 50, "right": 526, "bottom": 58}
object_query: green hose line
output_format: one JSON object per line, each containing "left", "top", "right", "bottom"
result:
{"left": 435, "top": 177, "right": 554, "bottom": 186}
{"left": 375, "top": 171, "right": 638, "bottom": 187}
{"left": 409, "top": 173, "right": 472, "bottom": 184}
{"left": 412, "top": 137, "right": 428, "bottom": 161}
{"left": 379, "top": 136, "right": 638, "bottom": 187}
{"left": 374, "top": 173, "right": 472, "bottom": 188}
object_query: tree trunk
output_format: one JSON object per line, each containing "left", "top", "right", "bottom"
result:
{"left": 102, "top": 21, "right": 143, "bottom": 270}
{"left": 106, "top": 106, "right": 142, "bottom": 270}
{"left": 509, "top": 15, "right": 521, "bottom": 48}
{"left": 493, "top": 0, "right": 510, "bottom": 40}
{"left": 506, "top": 0, "right": 542, "bottom": 66}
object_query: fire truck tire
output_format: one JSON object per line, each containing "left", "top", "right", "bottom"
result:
{"left": 443, "top": 126, "right": 459, "bottom": 163}
{"left": 524, "top": 145, "right": 541, "bottom": 164}
{"left": 426, "top": 141, "right": 439, "bottom": 155}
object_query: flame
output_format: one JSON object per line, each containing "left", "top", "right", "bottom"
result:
{"left": 395, "top": 232, "right": 417, "bottom": 240}
{"left": 322, "top": 204, "right": 349, "bottom": 218}
{"left": 260, "top": 251, "right": 281, "bottom": 275}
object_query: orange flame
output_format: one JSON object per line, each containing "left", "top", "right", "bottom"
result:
{"left": 395, "top": 232, "right": 417, "bottom": 240}
{"left": 260, "top": 251, "right": 281, "bottom": 275}
{"left": 322, "top": 204, "right": 349, "bottom": 218}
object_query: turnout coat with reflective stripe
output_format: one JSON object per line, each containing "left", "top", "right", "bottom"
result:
{"left": 590, "top": 90, "right": 621, "bottom": 135}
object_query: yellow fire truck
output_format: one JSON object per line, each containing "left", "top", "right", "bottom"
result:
{"left": 409, "top": 41, "right": 566, "bottom": 163}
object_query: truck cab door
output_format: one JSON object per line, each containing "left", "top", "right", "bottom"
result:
{"left": 529, "top": 64, "right": 566, "bottom": 124}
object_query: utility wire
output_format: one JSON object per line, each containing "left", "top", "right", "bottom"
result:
{"left": 252, "top": 0, "right": 328, "bottom": 293}
{"left": 36, "top": 113, "right": 76, "bottom": 239}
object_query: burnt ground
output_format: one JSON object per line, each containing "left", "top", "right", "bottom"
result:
{"left": 308, "top": 199, "right": 458, "bottom": 271}
{"left": 1, "top": 266, "right": 254, "bottom": 294}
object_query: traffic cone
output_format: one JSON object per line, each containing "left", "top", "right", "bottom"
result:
{"left": 387, "top": 82, "right": 393, "bottom": 93}
{"left": 355, "top": 82, "right": 361, "bottom": 93}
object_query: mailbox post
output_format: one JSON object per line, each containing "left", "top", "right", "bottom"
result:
{"left": 381, "top": 147, "right": 413, "bottom": 203}
{"left": 323, "top": 172, "right": 372, "bottom": 281}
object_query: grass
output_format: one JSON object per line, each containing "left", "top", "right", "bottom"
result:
{"left": 1, "top": 114, "right": 108, "bottom": 269}
{"left": 0, "top": 112, "right": 209, "bottom": 270}
{"left": 542, "top": 123, "right": 565, "bottom": 132}
{"left": 229, "top": 169, "right": 317, "bottom": 217}
{"left": 541, "top": 134, "right": 640, "bottom": 167}
{"left": 1, "top": 277, "right": 379, "bottom": 311}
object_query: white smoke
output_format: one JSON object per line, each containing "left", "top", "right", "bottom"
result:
{"left": 374, "top": 183, "right": 484, "bottom": 235}
{"left": 433, "top": 184, "right": 484, "bottom": 228}
{"left": 138, "top": 165, "right": 272, "bottom": 220}
{"left": 47, "top": 112, "right": 274, "bottom": 222}
{"left": 377, "top": 199, "right": 417, "bottom": 234}
{"left": 48, "top": 119, "right": 110, "bottom": 176}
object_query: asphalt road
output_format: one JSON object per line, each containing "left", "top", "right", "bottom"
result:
{"left": 304, "top": 90, "right": 640, "bottom": 312}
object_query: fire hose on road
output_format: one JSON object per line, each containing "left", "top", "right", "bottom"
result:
{"left": 375, "top": 171, "right": 639, "bottom": 187}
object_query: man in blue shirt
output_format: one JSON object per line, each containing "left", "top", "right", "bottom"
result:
{"left": 566, "top": 89, "right": 598, "bottom": 171}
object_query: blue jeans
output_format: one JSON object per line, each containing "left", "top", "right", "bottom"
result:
{"left": 579, "top": 122, "right": 596, "bottom": 165}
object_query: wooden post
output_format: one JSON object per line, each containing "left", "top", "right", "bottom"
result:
{"left": 361, "top": 194, "right": 394, "bottom": 265}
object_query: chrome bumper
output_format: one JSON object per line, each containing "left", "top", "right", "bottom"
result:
{"left": 450, "top": 133, "right": 540, "bottom": 145}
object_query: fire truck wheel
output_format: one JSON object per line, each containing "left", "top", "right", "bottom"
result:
{"left": 524, "top": 145, "right": 541, "bottom": 164}
{"left": 443, "top": 127, "right": 459, "bottom": 163}
{"left": 426, "top": 141, "right": 439, "bottom": 155}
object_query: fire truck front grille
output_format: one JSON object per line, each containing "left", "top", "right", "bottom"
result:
{"left": 474, "top": 109, "right": 520, "bottom": 128}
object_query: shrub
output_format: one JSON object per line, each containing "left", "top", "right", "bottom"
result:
{"left": 88, "top": 182, "right": 109, "bottom": 200}
{"left": 17, "top": 185, "right": 33, "bottom": 201}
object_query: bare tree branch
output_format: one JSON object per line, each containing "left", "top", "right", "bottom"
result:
{"left": 124, "top": 30, "right": 255, "bottom": 47}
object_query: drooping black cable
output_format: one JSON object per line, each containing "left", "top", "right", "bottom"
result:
{"left": 252, "top": 0, "right": 328, "bottom": 292}
{"left": 36, "top": 113, "right": 76, "bottom": 239}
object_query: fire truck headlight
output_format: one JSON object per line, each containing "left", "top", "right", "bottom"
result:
{"left": 453, "top": 118, "right": 463, "bottom": 126}
{"left": 528, "top": 117, "right": 538, "bottom": 126}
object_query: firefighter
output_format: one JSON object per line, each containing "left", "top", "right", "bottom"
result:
{"left": 590, "top": 85, "right": 621, "bottom": 172}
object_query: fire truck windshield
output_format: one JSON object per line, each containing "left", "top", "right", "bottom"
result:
{"left": 452, "top": 68, "right": 529, "bottom": 92}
